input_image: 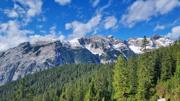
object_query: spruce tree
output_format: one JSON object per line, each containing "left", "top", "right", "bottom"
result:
{"left": 141, "top": 36, "right": 149, "bottom": 52}
{"left": 112, "top": 55, "right": 130, "bottom": 101}
{"left": 128, "top": 57, "right": 137, "bottom": 95}
{"left": 160, "top": 50, "right": 176, "bottom": 81}
{"left": 15, "top": 79, "right": 25, "bottom": 101}
{"left": 136, "top": 53, "right": 157, "bottom": 100}
{"left": 175, "top": 51, "right": 180, "bottom": 78}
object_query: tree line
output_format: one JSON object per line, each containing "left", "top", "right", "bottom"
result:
{"left": 0, "top": 41, "right": 179, "bottom": 101}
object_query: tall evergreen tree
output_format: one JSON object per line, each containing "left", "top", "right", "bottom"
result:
{"left": 175, "top": 51, "right": 180, "bottom": 78}
{"left": 141, "top": 36, "right": 149, "bottom": 52}
{"left": 136, "top": 53, "right": 157, "bottom": 100}
{"left": 160, "top": 50, "right": 176, "bottom": 81}
{"left": 84, "top": 79, "right": 96, "bottom": 101}
{"left": 128, "top": 57, "right": 137, "bottom": 95}
{"left": 14, "top": 79, "right": 25, "bottom": 101}
{"left": 112, "top": 55, "right": 130, "bottom": 101}
{"left": 0, "top": 42, "right": 180, "bottom": 101}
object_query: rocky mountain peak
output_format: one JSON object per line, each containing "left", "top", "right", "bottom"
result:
{"left": 128, "top": 35, "right": 174, "bottom": 54}
{"left": 0, "top": 35, "right": 174, "bottom": 86}
{"left": 151, "top": 34, "right": 162, "bottom": 40}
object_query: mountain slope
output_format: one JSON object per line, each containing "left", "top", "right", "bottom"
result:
{"left": 0, "top": 35, "right": 174, "bottom": 86}
{"left": 0, "top": 41, "right": 179, "bottom": 101}
{"left": 0, "top": 36, "right": 133, "bottom": 86}
{"left": 128, "top": 35, "right": 174, "bottom": 54}
{"left": 0, "top": 64, "right": 113, "bottom": 101}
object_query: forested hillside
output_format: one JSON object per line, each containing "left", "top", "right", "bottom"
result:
{"left": 0, "top": 41, "right": 179, "bottom": 101}
{"left": 112, "top": 41, "right": 180, "bottom": 101}
{"left": 0, "top": 64, "right": 113, "bottom": 101}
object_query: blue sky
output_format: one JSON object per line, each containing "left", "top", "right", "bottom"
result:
{"left": 0, "top": 0, "right": 180, "bottom": 50}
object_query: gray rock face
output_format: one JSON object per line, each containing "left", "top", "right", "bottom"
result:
{"left": 0, "top": 36, "right": 134, "bottom": 85}
{"left": 76, "top": 36, "right": 134, "bottom": 63}
{"left": 0, "top": 35, "right": 173, "bottom": 85}
{"left": 128, "top": 36, "right": 174, "bottom": 54}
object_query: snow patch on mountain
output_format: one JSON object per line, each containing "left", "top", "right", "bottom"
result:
{"left": 129, "top": 45, "right": 143, "bottom": 54}
{"left": 154, "top": 37, "right": 174, "bottom": 47}
{"left": 128, "top": 36, "right": 174, "bottom": 54}
{"left": 0, "top": 35, "right": 174, "bottom": 86}
{"left": 85, "top": 44, "right": 104, "bottom": 55}
{"left": 69, "top": 38, "right": 82, "bottom": 48}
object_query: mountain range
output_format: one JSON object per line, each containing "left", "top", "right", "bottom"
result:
{"left": 0, "top": 35, "right": 174, "bottom": 86}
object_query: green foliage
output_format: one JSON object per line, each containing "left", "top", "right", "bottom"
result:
{"left": 0, "top": 64, "right": 113, "bottom": 101}
{"left": 112, "top": 56, "right": 130, "bottom": 101}
{"left": 112, "top": 41, "right": 180, "bottom": 101}
{"left": 141, "top": 36, "right": 149, "bottom": 52}
{"left": 127, "top": 56, "right": 137, "bottom": 99}
{"left": 0, "top": 41, "right": 179, "bottom": 101}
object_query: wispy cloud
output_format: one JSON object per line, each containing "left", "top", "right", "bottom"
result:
{"left": 167, "top": 26, "right": 180, "bottom": 40}
{"left": 4, "top": 0, "right": 43, "bottom": 25}
{"left": 65, "top": 14, "right": 102, "bottom": 39}
{"left": 29, "top": 34, "right": 65, "bottom": 44}
{"left": 0, "top": 21, "right": 65, "bottom": 51}
{"left": 4, "top": 9, "right": 18, "bottom": 18}
{"left": 0, "top": 21, "right": 32, "bottom": 51}
{"left": 18, "top": 0, "right": 43, "bottom": 17}
{"left": 0, "top": 0, "right": 58, "bottom": 51}
{"left": 121, "top": 0, "right": 180, "bottom": 28}
{"left": 91, "top": 0, "right": 100, "bottom": 7}
{"left": 55, "top": 0, "right": 71, "bottom": 6}
{"left": 0, "top": 0, "right": 69, "bottom": 51}
{"left": 17, "top": 0, "right": 43, "bottom": 24}
{"left": 96, "top": 0, "right": 112, "bottom": 14}
{"left": 29, "top": 26, "right": 65, "bottom": 44}
{"left": 104, "top": 16, "right": 117, "bottom": 30}
{"left": 154, "top": 24, "right": 166, "bottom": 31}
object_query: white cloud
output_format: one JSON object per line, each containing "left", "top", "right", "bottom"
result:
{"left": 0, "top": 0, "right": 67, "bottom": 51}
{"left": 16, "top": 0, "right": 43, "bottom": 24}
{"left": 97, "top": 0, "right": 112, "bottom": 13}
{"left": 156, "top": 0, "right": 180, "bottom": 14}
{"left": 154, "top": 24, "right": 166, "bottom": 31}
{"left": 167, "top": 26, "right": 180, "bottom": 40}
{"left": 0, "top": 21, "right": 65, "bottom": 51}
{"left": 104, "top": 16, "right": 117, "bottom": 29}
{"left": 0, "top": 21, "right": 32, "bottom": 51}
{"left": 15, "top": 0, "right": 43, "bottom": 17}
{"left": 65, "top": 14, "right": 102, "bottom": 38}
{"left": 55, "top": 0, "right": 71, "bottom": 6}
{"left": 49, "top": 26, "right": 57, "bottom": 35}
{"left": 4, "top": 9, "right": 18, "bottom": 18}
{"left": 121, "top": 0, "right": 180, "bottom": 27}
{"left": 29, "top": 34, "right": 65, "bottom": 44}
{"left": 122, "top": 0, "right": 132, "bottom": 4}
{"left": 91, "top": 0, "right": 100, "bottom": 7}
{"left": 29, "top": 26, "right": 65, "bottom": 44}
{"left": 3, "top": 0, "right": 43, "bottom": 25}
{"left": 27, "top": 1, "right": 43, "bottom": 17}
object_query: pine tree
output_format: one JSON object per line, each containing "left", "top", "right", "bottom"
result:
{"left": 153, "top": 51, "right": 162, "bottom": 83}
{"left": 112, "top": 55, "right": 130, "bottom": 101}
{"left": 128, "top": 57, "right": 137, "bottom": 95}
{"left": 175, "top": 51, "right": 180, "bottom": 78}
{"left": 161, "top": 50, "right": 176, "bottom": 81}
{"left": 15, "top": 79, "right": 25, "bottom": 101}
{"left": 84, "top": 79, "right": 96, "bottom": 101}
{"left": 141, "top": 36, "right": 149, "bottom": 52}
{"left": 42, "top": 92, "right": 50, "bottom": 101}
{"left": 136, "top": 53, "right": 157, "bottom": 100}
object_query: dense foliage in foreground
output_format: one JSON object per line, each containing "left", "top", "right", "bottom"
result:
{"left": 0, "top": 64, "right": 113, "bottom": 101}
{"left": 0, "top": 41, "right": 179, "bottom": 101}
{"left": 112, "top": 41, "right": 180, "bottom": 101}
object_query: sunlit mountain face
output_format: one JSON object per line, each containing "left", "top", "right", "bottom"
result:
{"left": 0, "top": 0, "right": 179, "bottom": 51}
{"left": 0, "top": 1, "right": 180, "bottom": 101}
